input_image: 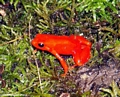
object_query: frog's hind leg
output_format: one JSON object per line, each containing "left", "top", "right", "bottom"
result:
{"left": 72, "top": 46, "right": 91, "bottom": 68}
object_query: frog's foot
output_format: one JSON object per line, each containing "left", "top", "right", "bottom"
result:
{"left": 69, "top": 63, "right": 83, "bottom": 70}
{"left": 60, "top": 73, "right": 67, "bottom": 77}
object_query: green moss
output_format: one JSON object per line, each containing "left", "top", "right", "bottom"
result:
{"left": 0, "top": 0, "right": 119, "bottom": 96}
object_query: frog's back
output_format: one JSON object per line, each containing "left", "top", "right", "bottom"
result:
{"left": 35, "top": 34, "right": 90, "bottom": 46}
{"left": 70, "top": 35, "right": 91, "bottom": 46}
{"left": 36, "top": 34, "right": 76, "bottom": 44}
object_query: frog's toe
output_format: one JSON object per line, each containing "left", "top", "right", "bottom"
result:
{"left": 60, "top": 73, "right": 67, "bottom": 77}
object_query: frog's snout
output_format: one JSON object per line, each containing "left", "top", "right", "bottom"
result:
{"left": 31, "top": 39, "right": 36, "bottom": 46}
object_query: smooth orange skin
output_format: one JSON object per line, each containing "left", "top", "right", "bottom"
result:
{"left": 31, "top": 34, "right": 91, "bottom": 77}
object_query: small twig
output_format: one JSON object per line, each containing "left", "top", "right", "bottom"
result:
{"left": 0, "top": 37, "right": 22, "bottom": 46}
{"left": 28, "top": 15, "right": 32, "bottom": 42}
{"left": 28, "top": 15, "right": 43, "bottom": 93}
{"left": 32, "top": 51, "right": 43, "bottom": 93}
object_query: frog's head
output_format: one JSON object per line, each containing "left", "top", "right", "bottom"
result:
{"left": 31, "top": 34, "right": 50, "bottom": 51}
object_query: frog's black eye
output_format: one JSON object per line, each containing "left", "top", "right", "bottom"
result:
{"left": 38, "top": 43, "right": 44, "bottom": 47}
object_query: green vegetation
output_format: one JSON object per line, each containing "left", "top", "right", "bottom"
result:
{"left": 0, "top": 0, "right": 119, "bottom": 96}
{"left": 100, "top": 81, "right": 120, "bottom": 97}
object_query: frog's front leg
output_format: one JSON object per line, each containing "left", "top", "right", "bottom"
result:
{"left": 50, "top": 49, "right": 68, "bottom": 77}
{"left": 72, "top": 46, "right": 91, "bottom": 67}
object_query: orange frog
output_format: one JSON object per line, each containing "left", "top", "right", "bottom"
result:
{"left": 31, "top": 34, "right": 91, "bottom": 77}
